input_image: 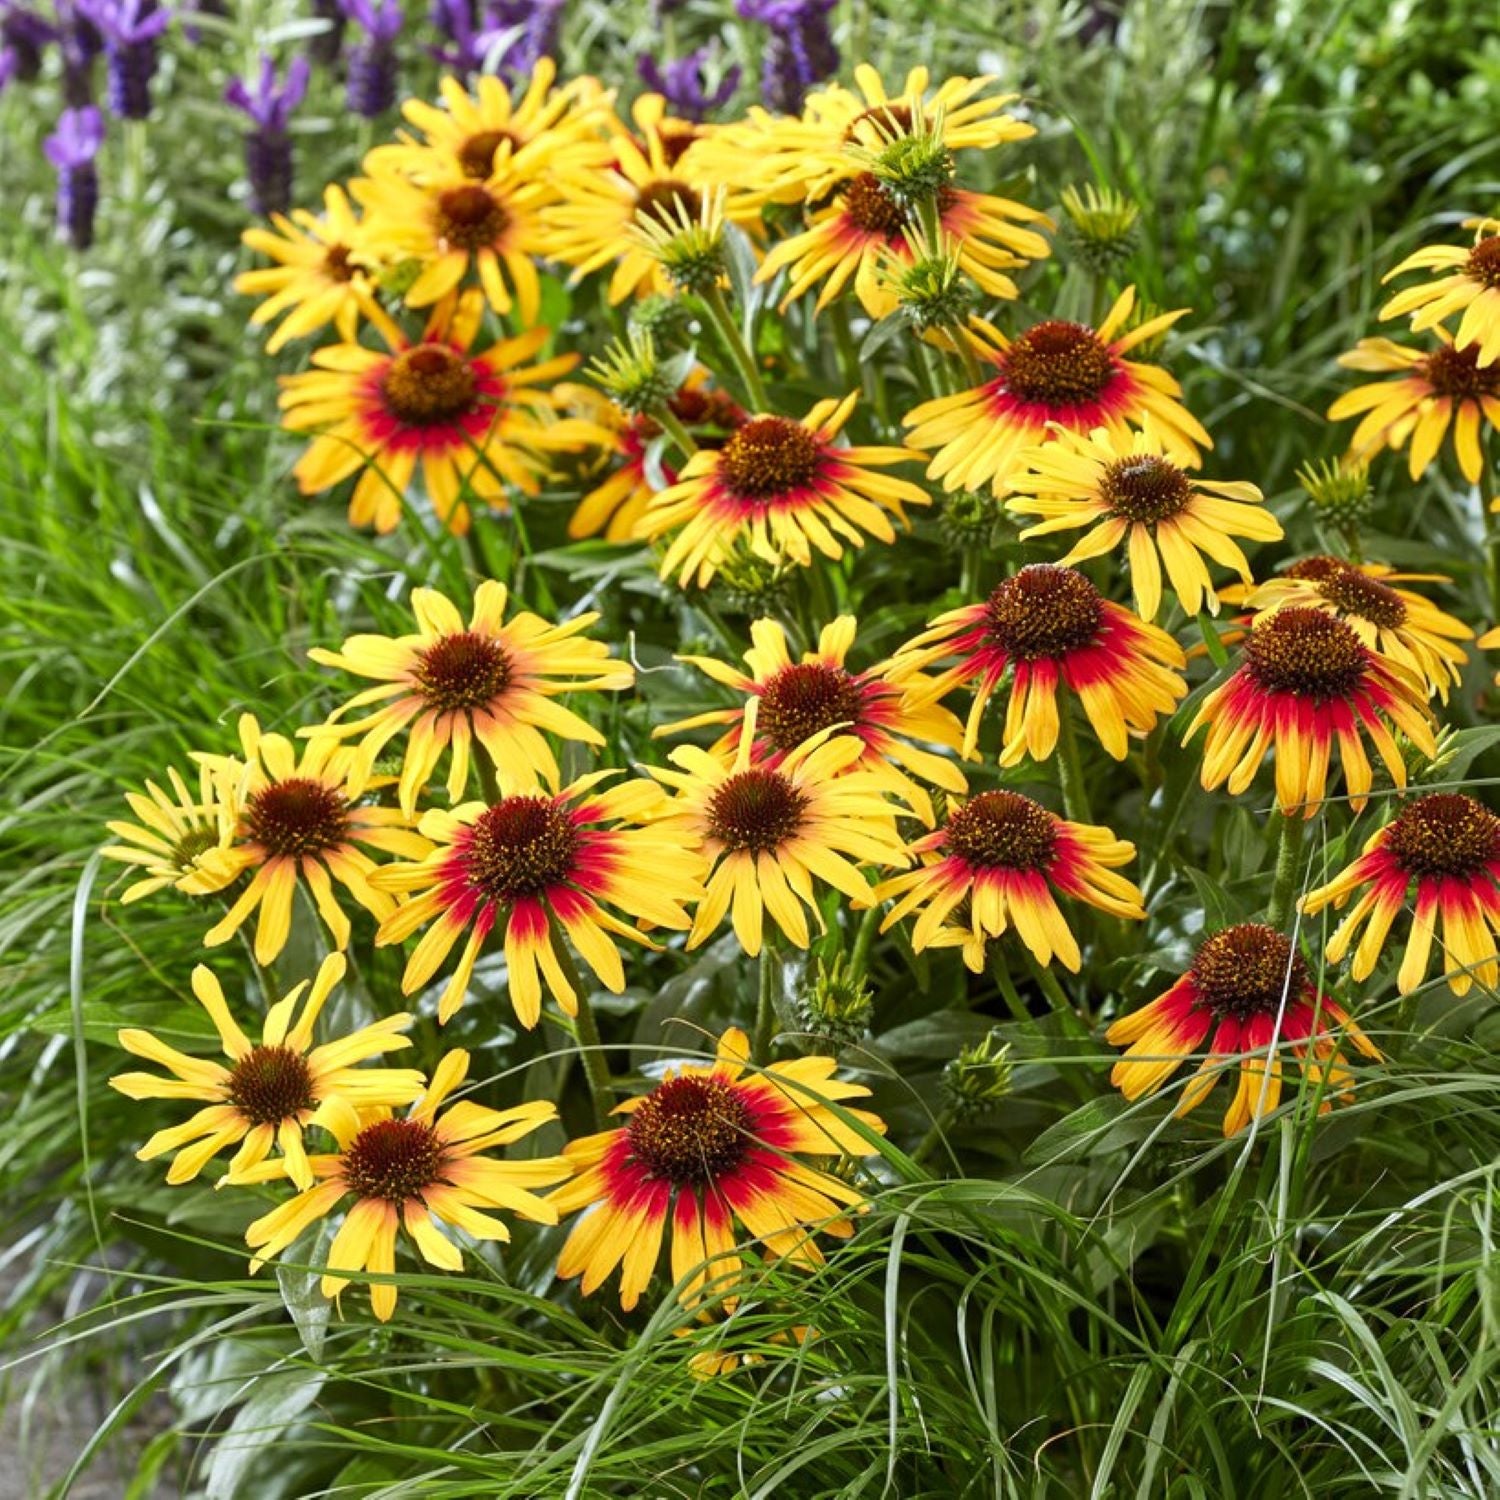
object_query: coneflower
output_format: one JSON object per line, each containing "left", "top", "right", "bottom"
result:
{"left": 225, "top": 54, "right": 311, "bottom": 216}
{"left": 340, "top": 0, "right": 401, "bottom": 118}
{"left": 44, "top": 105, "right": 105, "bottom": 250}
{"left": 79, "top": 0, "right": 170, "bottom": 121}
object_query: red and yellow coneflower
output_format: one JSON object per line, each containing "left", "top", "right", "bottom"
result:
{"left": 888, "top": 563, "right": 1188, "bottom": 765}
{"left": 1328, "top": 329, "right": 1500, "bottom": 484}
{"left": 875, "top": 790, "right": 1144, "bottom": 971}
{"left": 551, "top": 1026, "right": 884, "bottom": 1311}
{"left": 647, "top": 704, "right": 907, "bottom": 956}
{"left": 102, "top": 761, "right": 236, "bottom": 904}
{"left": 654, "top": 615, "right": 968, "bottom": 824}
{"left": 308, "top": 580, "right": 633, "bottom": 815}
{"left": 243, "top": 1049, "right": 570, "bottom": 1322}
{"left": 280, "top": 289, "right": 606, "bottom": 534}
{"left": 637, "top": 393, "right": 929, "bottom": 588}
{"left": 904, "top": 289, "right": 1211, "bottom": 495}
{"left": 1107, "top": 924, "right": 1381, "bottom": 1136}
{"left": 1005, "top": 424, "right": 1281, "bottom": 621}
{"left": 110, "top": 954, "right": 423, "bottom": 1189}
{"left": 373, "top": 775, "right": 706, "bottom": 1027}
{"left": 193, "top": 714, "right": 429, "bottom": 965}
{"left": 1186, "top": 607, "right": 1437, "bottom": 817}
{"left": 1302, "top": 793, "right": 1500, "bottom": 997}
{"left": 1380, "top": 217, "right": 1500, "bottom": 367}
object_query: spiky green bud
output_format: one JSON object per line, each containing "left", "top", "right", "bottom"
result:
{"left": 941, "top": 1029, "right": 1013, "bottom": 1120}
{"left": 1059, "top": 183, "right": 1139, "bottom": 277}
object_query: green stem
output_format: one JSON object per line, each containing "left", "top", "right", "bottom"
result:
{"left": 1266, "top": 813, "right": 1308, "bottom": 931}
{"left": 700, "top": 284, "right": 768, "bottom": 410}
{"left": 911, "top": 1106, "right": 954, "bottom": 1169}
{"left": 554, "top": 938, "right": 614, "bottom": 1131}
{"left": 849, "top": 901, "right": 882, "bottom": 979}
{"left": 652, "top": 405, "right": 699, "bottom": 459}
{"left": 990, "top": 949, "right": 1032, "bottom": 1024}
{"left": 829, "top": 299, "right": 867, "bottom": 401}
{"left": 1481, "top": 441, "right": 1499, "bottom": 624}
{"left": 1056, "top": 697, "right": 1092, "bottom": 825}
{"left": 476, "top": 753, "right": 501, "bottom": 806}
{"left": 753, "top": 943, "right": 781, "bottom": 1061}
{"left": 958, "top": 544, "right": 981, "bottom": 600}
{"left": 952, "top": 327, "right": 984, "bottom": 389}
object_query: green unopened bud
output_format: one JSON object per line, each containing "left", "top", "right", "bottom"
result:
{"left": 630, "top": 188, "right": 728, "bottom": 296}
{"left": 1059, "top": 183, "right": 1139, "bottom": 277}
{"left": 588, "top": 329, "right": 677, "bottom": 417}
{"left": 795, "top": 952, "right": 874, "bottom": 1049}
{"left": 942, "top": 1029, "right": 1012, "bottom": 1120}
{"left": 1296, "top": 457, "right": 1374, "bottom": 528}
{"left": 934, "top": 489, "right": 1006, "bottom": 552}
{"left": 886, "top": 239, "right": 977, "bottom": 332}
{"left": 856, "top": 107, "right": 954, "bottom": 209}
{"left": 712, "top": 542, "right": 798, "bottom": 616}
{"left": 630, "top": 293, "right": 695, "bottom": 347}
{"left": 379, "top": 257, "right": 425, "bottom": 298}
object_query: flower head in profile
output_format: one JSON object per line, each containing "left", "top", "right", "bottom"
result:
{"left": 656, "top": 615, "right": 968, "bottom": 824}
{"left": 1328, "top": 329, "right": 1500, "bottom": 484}
{"left": 1226, "top": 556, "right": 1472, "bottom": 702}
{"left": 243, "top": 1049, "right": 570, "bottom": 1322}
{"left": 1107, "top": 924, "right": 1380, "bottom": 1136}
{"left": 551, "top": 1026, "right": 884, "bottom": 1311}
{"left": 373, "top": 775, "right": 706, "bottom": 1027}
{"left": 193, "top": 714, "right": 429, "bottom": 966}
{"left": 309, "top": 581, "right": 633, "bottom": 815}
{"left": 103, "top": 762, "right": 236, "bottom": 903}
{"left": 279, "top": 289, "right": 605, "bottom": 533}
{"left": 638, "top": 392, "right": 929, "bottom": 589}
{"left": 235, "top": 185, "right": 378, "bottom": 354}
{"left": 111, "top": 954, "right": 423, "bottom": 1189}
{"left": 875, "top": 790, "right": 1144, "bottom": 971}
{"left": 903, "top": 289, "right": 1211, "bottom": 496}
{"left": 1186, "top": 607, "right": 1437, "bottom": 817}
{"left": 648, "top": 704, "right": 906, "bottom": 955}
{"left": 1380, "top": 217, "right": 1500, "bottom": 367}
{"left": 1302, "top": 793, "right": 1500, "bottom": 997}
{"left": 888, "top": 564, "right": 1188, "bottom": 765}
{"left": 1005, "top": 425, "right": 1281, "bottom": 621}
{"left": 362, "top": 61, "right": 610, "bottom": 185}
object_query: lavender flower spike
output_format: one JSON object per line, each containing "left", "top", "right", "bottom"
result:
{"left": 79, "top": 0, "right": 171, "bottom": 120}
{"left": 477, "top": 0, "right": 565, "bottom": 76}
{"left": 226, "top": 53, "right": 311, "bottom": 216}
{"left": 56, "top": 0, "right": 102, "bottom": 106}
{"left": 340, "top": 0, "right": 401, "bottom": 118}
{"left": 45, "top": 105, "right": 105, "bottom": 249}
{"left": 306, "top": 0, "right": 345, "bottom": 68}
{"left": 428, "top": 0, "right": 481, "bottom": 74}
{"left": 0, "top": 4, "right": 57, "bottom": 89}
{"left": 637, "top": 48, "right": 741, "bottom": 122}
{"left": 736, "top": 0, "right": 837, "bottom": 114}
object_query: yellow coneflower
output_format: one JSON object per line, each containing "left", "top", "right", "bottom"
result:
{"left": 887, "top": 563, "right": 1188, "bottom": 764}
{"left": 1380, "top": 217, "right": 1500, "bottom": 367}
{"left": 279, "top": 289, "right": 606, "bottom": 534}
{"left": 1107, "top": 924, "right": 1380, "bottom": 1137}
{"left": 308, "top": 580, "right": 633, "bottom": 815}
{"left": 875, "top": 791, "right": 1143, "bottom": 971}
{"left": 111, "top": 954, "right": 423, "bottom": 1188}
{"left": 637, "top": 392, "right": 929, "bottom": 588}
{"left": 904, "top": 289, "right": 1211, "bottom": 495}
{"left": 1302, "top": 793, "right": 1500, "bottom": 997}
{"left": 1225, "top": 556, "right": 1472, "bottom": 702}
{"left": 1327, "top": 329, "right": 1500, "bottom": 484}
{"left": 102, "top": 761, "right": 237, "bottom": 903}
{"left": 655, "top": 615, "right": 968, "bottom": 824}
{"left": 1186, "top": 607, "right": 1436, "bottom": 817}
{"left": 234, "top": 185, "right": 378, "bottom": 354}
{"left": 551, "top": 1026, "right": 884, "bottom": 1311}
{"left": 646, "top": 704, "right": 907, "bottom": 956}
{"left": 372, "top": 774, "right": 706, "bottom": 1027}
{"left": 192, "top": 714, "right": 429, "bottom": 966}
{"left": 1004, "top": 424, "right": 1281, "bottom": 621}
{"left": 242, "top": 1049, "right": 570, "bottom": 1322}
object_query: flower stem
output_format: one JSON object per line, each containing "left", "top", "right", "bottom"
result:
{"left": 849, "top": 901, "right": 882, "bottom": 979}
{"left": 700, "top": 283, "right": 768, "bottom": 411}
{"left": 553, "top": 936, "right": 615, "bottom": 1131}
{"left": 911, "top": 1105, "right": 954, "bottom": 1169}
{"left": 652, "top": 404, "right": 699, "bottom": 459}
{"left": 1266, "top": 812, "right": 1308, "bottom": 931}
{"left": 1055, "top": 697, "right": 1093, "bottom": 825}
{"left": 753, "top": 942, "right": 781, "bottom": 1061}
{"left": 1481, "top": 438, "right": 1499, "bottom": 623}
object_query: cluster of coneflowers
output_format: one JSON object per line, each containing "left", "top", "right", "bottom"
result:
{"left": 101, "top": 62, "right": 1500, "bottom": 1336}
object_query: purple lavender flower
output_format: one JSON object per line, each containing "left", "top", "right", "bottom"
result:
{"left": 737, "top": 0, "right": 836, "bottom": 114}
{"left": 637, "top": 48, "right": 740, "bottom": 122}
{"left": 226, "top": 53, "right": 310, "bottom": 216}
{"left": 428, "top": 0, "right": 481, "bottom": 73}
{"left": 305, "top": 0, "right": 344, "bottom": 66}
{"left": 79, "top": 0, "right": 171, "bottom": 120}
{"left": 340, "top": 0, "right": 400, "bottom": 118}
{"left": 45, "top": 105, "right": 105, "bottom": 249}
{"left": 477, "top": 0, "right": 564, "bottom": 76}
{"left": 56, "top": 0, "right": 102, "bottom": 105}
{"left": 0, "top": 4, "right": 56, "bottom": 88}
